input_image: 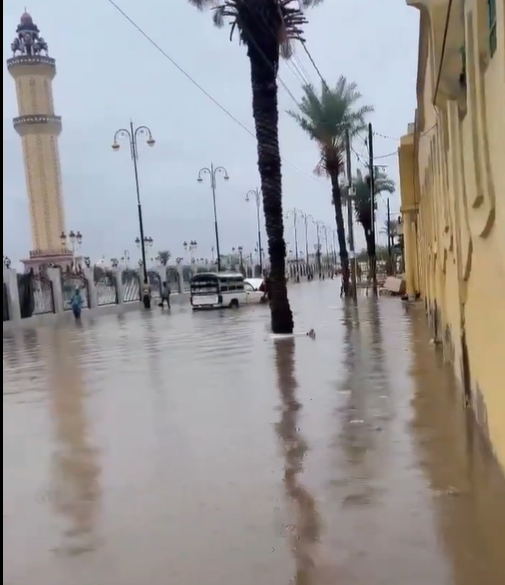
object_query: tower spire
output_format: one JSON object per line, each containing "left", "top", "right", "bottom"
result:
{"left": 10, "top": 11, "right": 49, "bottom": 57}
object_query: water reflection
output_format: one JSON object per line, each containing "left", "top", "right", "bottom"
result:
{"left": 45, "top": 326, "right": 101, "bottom": 556}
{"left": 3, "top": 282, "right": 505, "bottom": 585}
{"left": 274, "top": 337, "right": 320, "bottom": 583}
{"left": 409, "top": 308, "right": 505, "bottom": 585}
{"left": 334, "top": 300, "right": 387, "bottom": 501}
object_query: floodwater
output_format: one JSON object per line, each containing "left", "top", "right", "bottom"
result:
{"left": 3, "top": 281, "right": 505, "bottom": 585}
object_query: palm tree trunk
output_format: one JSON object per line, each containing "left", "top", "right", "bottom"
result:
{"left": 248, "top": 48, "right": 293, "bottom": 334}
{"left": 330, "top": 175, "right": 350, "bottom": 296}
{"left": 359, "top": 220, "right": 376, "bottom": 283}
{"left": 367, "top": 228, "right": 377, "bottom": 292}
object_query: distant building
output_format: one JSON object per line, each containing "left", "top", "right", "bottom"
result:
{"left": 398, "top": 0, "right": 504, "bottom": 470}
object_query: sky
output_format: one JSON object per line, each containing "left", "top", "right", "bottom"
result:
{"left": 3, "top": 0, "right": 420, "bottom": 266}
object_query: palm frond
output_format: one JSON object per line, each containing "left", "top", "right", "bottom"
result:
{"left": 187, "top": 0, "right": 219, "bottom": 9}
{"left": 191, "top": 0, "right": 307, "bottom": 52}
{"left": 353, "top": 169, "right": 396, "bottom": 223}
{"left": 287, "top": 76, "right": 373, "bottom": 177}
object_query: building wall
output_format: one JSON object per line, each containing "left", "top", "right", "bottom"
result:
{"left": 20, "top": 131, "right": 65, "bottom": 251}
{"left": 399, "top": 0, "right": 505, "bottom": 470}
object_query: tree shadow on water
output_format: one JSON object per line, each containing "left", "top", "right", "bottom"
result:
{"left": 332, "top": 299, "right": 389, "bottom": 505}
{"left": 274, "top": 337, "right": 321, "bottom": 584}
{"left": 46, "top": 327, "right": 101, "bottom": 556}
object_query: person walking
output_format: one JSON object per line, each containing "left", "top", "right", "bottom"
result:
{"left": 70, "top": 286, "right": 83, "bottom": 320}
{"left": 159, "top": 281, "right": 171, "bottom": 309}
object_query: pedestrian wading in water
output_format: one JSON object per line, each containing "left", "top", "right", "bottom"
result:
{"left": 70, "top": 286, "right": 83, "bottom": 319}
{"left": 159, "top": 281, "right": 171, "bottom": 309}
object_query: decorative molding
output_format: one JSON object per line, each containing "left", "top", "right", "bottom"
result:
{"left": 13, "top": 114, "right": 61, "bottom": 128}
{"left": 7, "top": 55, "right": 55, "bottom": 69}
{"left": 22, "top": 137, "right": 40, "bottom": 249}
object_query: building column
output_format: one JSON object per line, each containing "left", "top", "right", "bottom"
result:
{"left": 46, "top": 267, "right": 64, "bottom": 313}
{"left": 402, "top": 209, "right": 418, "bottom": 299}
{"left": 83, "top": 267, "right": 98, "bottom": 309}
{"left": 115, "top": 269, "right": 124, "bottom": 304}
{"left": 3, "top": 268, "right": 21, "bottom": 322}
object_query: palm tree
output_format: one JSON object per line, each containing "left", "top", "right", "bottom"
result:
{"left": 188, "top": 0, "right": 320, "bottom": 334}
{"left": 157, "top": 250, "right": 171, "bottom": 267}
{"left": 381, "top": 218, "right": 399, "bottom": 245}
{"left": 287, "top": 78, "right": 373, "bottom": 296}
{"left": 353, "top": 168, "right": 395, "bottom": 277}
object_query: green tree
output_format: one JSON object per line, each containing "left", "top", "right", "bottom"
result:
{"left": 381, "top": 218, "right": 399, "bottom": 245}
{"left": 353, "top": 168, "right": 395, "bottom": 275}
{"left": 287, "top": 78, "right": 373, "bottom": 296}
{"left": 158, "top": 250, "right": 171, "bottom": 266}
{"left": 188, "top": 0, "right": 322, "bottom": 333}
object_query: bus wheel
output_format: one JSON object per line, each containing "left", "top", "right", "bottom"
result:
{"left": 230, "top": 299, "right": 239, "bottom": 309}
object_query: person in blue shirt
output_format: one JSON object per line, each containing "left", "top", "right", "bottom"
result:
{"left": 70, "top": 286, "right": 83, "bottom": 319}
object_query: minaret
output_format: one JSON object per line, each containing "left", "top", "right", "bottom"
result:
{"left": 7, "top": 12, "right": 72, "bottom": 270}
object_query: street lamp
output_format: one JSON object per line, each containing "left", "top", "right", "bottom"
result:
{"left": 183, "top": 240, "right": 197, "bottom": 263}
{"left": 136, "top": 236, "right": 153, "bottom": 267}
{"left": 286, "top": 209, "right": 300, "bottom": 281}
{"left": 322, "top": 225, "right": 330, "bottom": 270}
{"left": 112, "top": 121, "right": 155, "bottom": 307}
{"left": 299, "top": 211, "right": 311, "bottom": 269}
{"left": 197, "top": 163, "right": 229, "bottom": 272}
{"left": 60, "top": 230, "right": 83, "bottom": 272}
{"left": 312, "top": 219, "right": 324, "bottom": 274}
{"left": 237, "top": 245, "right": 244, "bottom": 274}
{"left": 245, "top": 188, "right": 263, "bottom": 273}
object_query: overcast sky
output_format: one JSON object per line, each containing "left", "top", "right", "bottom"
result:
{"left": 3, "top": 0, "right": 419, "bottom": 266}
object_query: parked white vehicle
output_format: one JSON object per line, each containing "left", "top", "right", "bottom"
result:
{"left": 243, "top": 278, "right": 267, "bottom": 304}
{"left": 190, "top": 272, "right": 246, "bottom": 309}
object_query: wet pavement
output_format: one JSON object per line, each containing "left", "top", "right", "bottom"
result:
{"left": 3, "top": 281, "right": 505, "bottom": 585}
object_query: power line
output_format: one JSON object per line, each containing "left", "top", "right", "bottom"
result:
{"left": 104, "top": 0, "right": 320, "bottom": 183}
{"left": 301, "top": 42, "right": 329, "bottom": 91}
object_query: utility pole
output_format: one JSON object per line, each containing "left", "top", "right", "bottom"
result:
{"left": 368, "top": 122, "right": 378, "bottom": 295}
{"left": 345, "top": 127, "right": 358, "bottom": 301}
{"left": 386, "top": 197, "right": 392, "bottom": 275}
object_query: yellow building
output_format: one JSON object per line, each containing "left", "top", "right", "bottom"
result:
{"left": 398, "top": 0, "right": 505, "bottom": 470}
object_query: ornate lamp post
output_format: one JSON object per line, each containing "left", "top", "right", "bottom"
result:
{"left": 60, "top": 230, "right": 82, "bottom": 272}
{"left": 245, "top": 187, "right": 263, "bottom": 273}
{"left": 312, "top": 219, "right": 324, "bottom": 275}
{"left": 112, "top": 121, "right": 155, "bottom": 308}
{"left": 183, "top": 240, "right": 197, "bottom": 264}
{"left": 238, "top": 245, "right": 244, "bottom": 274}
{"left": 197, "top": 163, "right": 229, "bottom": 272}
{"left": 136, "top": 236, "right": 153, "bottom": 268}
{"left": 286, "top": 209, "right": 300, "bottom": 281}
{"left": 299, "top": 211, "right": 311, "bottom": 269}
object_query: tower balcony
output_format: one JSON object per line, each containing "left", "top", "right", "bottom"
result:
{"left": 7, "top": 54, "right": 56, "bottom": 79}
{"left": 13, "top": 114, "right": 62, "bottom": 136}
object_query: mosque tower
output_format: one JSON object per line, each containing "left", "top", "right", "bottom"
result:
{"left": 7, "top": 12, "right": 73, "bottom": 270}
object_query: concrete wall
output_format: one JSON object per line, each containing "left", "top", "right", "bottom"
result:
{"left": 3, "top": 265, "right": 190, "bottom": 331}
{"left": 3, "top": 262, "right": 327, "bottom": 331}
{"left": 401, "top": 0, "right": 505, "bottom": 470}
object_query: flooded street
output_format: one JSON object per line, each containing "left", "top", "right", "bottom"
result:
{"left": 3, "top": 281, "right": 505, "bottom": 585}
